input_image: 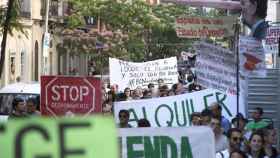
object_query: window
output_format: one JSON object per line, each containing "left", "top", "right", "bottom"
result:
{"left": 9, "top": 53, "right": 16, "bottom": 83}
{"left": 20, "top": 51, "right": 26, "bottom": 80}
{"left": 40, "top": 0, "right": 46, "bottom": 16}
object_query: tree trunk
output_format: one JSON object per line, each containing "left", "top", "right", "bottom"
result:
{"left": 0, "top": 0, "right": 15, "bottom": 78}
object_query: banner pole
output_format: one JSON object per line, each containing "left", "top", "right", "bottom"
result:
{"left": 234, "top": 20, "right": 240, "bottom": 128}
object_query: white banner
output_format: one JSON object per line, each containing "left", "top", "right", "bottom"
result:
{"left": 176, "top": 16, "right": 236, "bottom": 38}
{"left": 194, "top": 42, "right": 237, "bottom": 95}
{"left": 264, "top": 26, "right": 280, "bottom": 54}
{"left": 119, "top": 126, "right": 215, "bottom": 158}
{"left": 239, "top": 36, "right": 266, "bottom": 77}
{"left": 109, "top": 57, "right": 178, "bottom": 91}
{"left": 114, "top": 89, "right": 245, "bottom": 127}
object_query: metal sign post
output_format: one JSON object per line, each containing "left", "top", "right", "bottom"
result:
{"left": 234, "top": 20, "right": 241, "bottom": 128}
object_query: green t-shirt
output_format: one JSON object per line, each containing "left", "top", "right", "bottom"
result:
{"left": 245, "top": 120, "right": 269, "bottom": 131}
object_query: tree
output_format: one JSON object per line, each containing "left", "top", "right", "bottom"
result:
{"left": 58, "top": 0, "right": 202, "bottom": 73}
{"left": 0, "top": 0, "right": 26, "bottom": 77}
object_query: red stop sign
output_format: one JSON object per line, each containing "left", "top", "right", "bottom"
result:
{"left": 41, "top": 76, "right": 101, "bottom": 116}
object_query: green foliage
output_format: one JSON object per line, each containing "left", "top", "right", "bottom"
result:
{"left": 0, "top": 0, "right": 26, "bottom": 36}
{"left": 61, "top": 0, "right": 208, "bottom": 73}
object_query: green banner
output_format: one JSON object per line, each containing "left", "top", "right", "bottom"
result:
{"left": 0, "top": 116, "right": 118, "bottom": 158}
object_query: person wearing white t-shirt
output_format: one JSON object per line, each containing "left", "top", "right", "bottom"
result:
{"left": 216, "top": 128, "right": 244, "bottom": 158}
{"left": 210, "top": 116, "right": 229, "bottom": 153}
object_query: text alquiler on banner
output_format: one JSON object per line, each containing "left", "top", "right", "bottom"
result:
{"left": 114, "top": 89, "right": 245, "bottom": 127}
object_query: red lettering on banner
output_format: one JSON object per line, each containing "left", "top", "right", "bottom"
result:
{"left": 176, "top": 17, "right": 201, "bottom": 25}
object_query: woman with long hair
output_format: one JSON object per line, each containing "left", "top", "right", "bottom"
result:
{"left": 247, "top": 131, "right": 268, "bottom": 158}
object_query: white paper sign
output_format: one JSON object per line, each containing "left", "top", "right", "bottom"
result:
{"left": 239, "top": 36, "right": 266, "bottom": 77}
{"left": 119, "top": 126, "right": 215, "bottom": 158}
{"left": 264, "top": 26, "right": 280, "bottom": 54}
{"left": 114, "top": 89, "right": 244, "bottom": 127}
{"left": 109, "top": 57, "right": 178, "bottom": 91}
{"left": 194, "top": 42, "right": 237, "bottom": 95}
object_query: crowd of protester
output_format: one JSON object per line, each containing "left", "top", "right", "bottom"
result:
{"left": 101, "top": 70, "right": 202, "bottom": 114}
{"left": 100, "top": 67, "right": 280, "bottom": 158}
{"left": 5, "top": 68, "right": 279, "bottom": 158}
{"left": 117, "top": 103, "right": 279, "bottom": 158}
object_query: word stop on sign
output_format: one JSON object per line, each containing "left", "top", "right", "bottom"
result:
{"left": 51, "top": 85, "right": 89, "bottom": 102}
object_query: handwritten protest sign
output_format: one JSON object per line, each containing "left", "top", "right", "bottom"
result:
{"left": 239, "top": 36, "right": 266, "bottom": 77}
{"left": 0, "top": 116, "right": 118, "bottom": 158}
{"left": 264, "top": 26, "right": 280, "bottom": 54}
{"left": 114, "top": 89, "right": 244, "bottom": 127}
{"left": 176, "top": 16, "right": 236, "bottom": 38}
{"left": 194, "top": 42, "right": 237, "bottom": 95}
{"left": 109, "top": 57, "right": 178, "bottom": 91}
{"left": 119, "top": 126, "right": 215, "bottom": 158}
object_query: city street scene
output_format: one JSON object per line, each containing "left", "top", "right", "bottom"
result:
{"left": 1, "top": 0, "right": 280, "bottom": 157}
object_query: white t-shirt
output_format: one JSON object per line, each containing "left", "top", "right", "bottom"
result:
{"left": 215, "top": 134, "right": 229, "bottom": 152}
{"left": 216, "top": 149, "right": 229, "bottom": 158}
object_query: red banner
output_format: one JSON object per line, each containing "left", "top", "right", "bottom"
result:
{"left": 41, "top": 76, "right": 102, "bottom": 117}
{"left": 161, "top": 0, "right": 241, "bottom": 10}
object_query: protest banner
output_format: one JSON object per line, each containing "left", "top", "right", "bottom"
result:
{"left": 119, "top": 126, "right": 215, "bottom": 158}
{"left": 176, "top": 16, "right": 236, "bottom": 38}
{"left": 194, "top": 42, "right": 237, "bottom": 95}
{"left": 264, "top": 26, "right": 280, "bottom": 54}
{"left": 161, "top": 0, "right": 241, "bottom": 10}
{"left": 41, "top": 76, "right": 102, "bottom": 117}
{"left": 109, "top": 57, "right": 178, "bottom": 91}
{"left": 114, "top": 89, "right": 245, "bottom": 127}
{"left": 239, "top": 36, "right": 266, "bottom": 77}
{"left": 0, "top": 116, "right": 119, "bottom": 158}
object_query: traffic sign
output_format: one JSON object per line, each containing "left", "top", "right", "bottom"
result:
{"left": 41, "top": 76, "right": 101, "bottom": 116}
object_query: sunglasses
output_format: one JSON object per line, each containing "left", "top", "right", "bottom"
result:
{"left": 232, "top": 137, "right": 243, "bottom": 142}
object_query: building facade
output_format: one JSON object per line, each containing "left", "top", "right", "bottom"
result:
{"left": 0, "top": 0, "right": 64, "bottom": 87}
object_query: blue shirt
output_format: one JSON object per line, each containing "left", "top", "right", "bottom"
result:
{"left": 221, "top": 116, "right": 231, "bottom": 134}
{"left": 250, "top": 19, "right": 269, "bottom": 40}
